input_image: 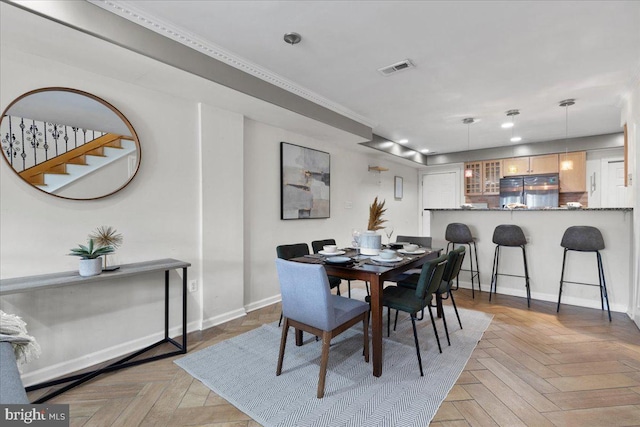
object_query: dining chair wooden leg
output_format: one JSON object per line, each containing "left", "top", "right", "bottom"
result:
{"left": 362, "top": 312, "right": 370, "bottom": 362}
{"left": 317, "top": 331, "right": 332, "bottom": 398}
{"left": 276, "top": 318, "right": 289, "bottom": 375}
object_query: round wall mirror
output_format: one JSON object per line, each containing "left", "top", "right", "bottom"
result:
{"left": 1, "top": 87, "right": 141, "bottom": 200}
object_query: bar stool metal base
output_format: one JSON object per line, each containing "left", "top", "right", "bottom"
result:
{"left": 489, "top": 244, "right": 531, "bottom": 307}
{"left": 557, "top": 248, "right": 611, "bottom": 321}
{"left": 446, "top": 240, "right": 481, "bottom": 298}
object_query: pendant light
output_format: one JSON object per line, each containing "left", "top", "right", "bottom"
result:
{"left": 559, "top": 99, "right": 575, "bottom": 171}
{"left": 506, "top": 109, "right": 521, "bottom": 142}
{"left": 463, "top": 117, "right": 475, "bottom": 178}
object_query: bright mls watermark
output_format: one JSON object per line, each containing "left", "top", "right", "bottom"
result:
{"left": 1, "top": 405, "right": 69, "bottom": 426}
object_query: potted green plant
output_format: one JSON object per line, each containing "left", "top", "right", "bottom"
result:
{"left": 68, "top": 239, "right": 114, "bottom": 277}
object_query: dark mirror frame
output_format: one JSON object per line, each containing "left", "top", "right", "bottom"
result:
{"left": 1, "top": 87, "right": 141, "bottom": 201}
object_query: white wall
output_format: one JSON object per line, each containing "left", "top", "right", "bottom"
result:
{"left": 243, "top": 118, "right": 420, "bottom": 311}
{"left": 199, "top": 103, "right": 246, "bottom": 329}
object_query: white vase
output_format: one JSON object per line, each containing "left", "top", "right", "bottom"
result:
{"left": 79, "top": 258, "right": 103, "bottom": 277}
{"left": 360, "top": 230, "right": 381, "bottom": 255}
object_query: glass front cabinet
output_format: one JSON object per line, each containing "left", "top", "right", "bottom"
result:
{"left": 482, "top": 159, "right": 502, "bottom": 195}
{"left": 465, "top": 160, "right": 502, "bottom": 195}
{"left": 464, "top": 161, "right": 483, "bottom": 195}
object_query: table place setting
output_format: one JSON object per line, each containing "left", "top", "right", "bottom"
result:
{"left": 397, "top": 248, "right": 426, "bottom": 255}
{"left": 318, "top": 250, "right": 346, "bottom": 255}
{"left": 299, "top": 242, "right": 433, "bottom": 270}
{"left": 318, "top": 244, "right": 347, "bottom": 256}
{"left": 323, "top": 256, "right": 353, "bottom": 265}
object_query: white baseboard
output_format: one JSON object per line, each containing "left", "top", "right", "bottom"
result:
{"left": 22, "top": 319, "right": 201, "bottom": 387}
{"left": 245, "top": 294, "right": 281, "bottom": 313}
{"left": 202, "top": 308, "right": 246, "bottom": 330}
{"left": 23, "top": 306, "right": 253, "bottom": 387}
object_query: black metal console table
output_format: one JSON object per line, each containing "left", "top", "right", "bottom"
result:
{"left": 0, "top": 258, "right": 191, "bottom": 403}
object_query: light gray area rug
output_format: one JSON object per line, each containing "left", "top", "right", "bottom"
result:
{"left": 175, "top": 300, "right": 492, "bottom": 427}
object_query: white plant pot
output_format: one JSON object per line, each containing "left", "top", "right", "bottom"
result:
{"left": 79, "top": 258, "right": 103, "bottom": 277}
{"left": 360, "top": 230, "right": 381, "bottom": 255}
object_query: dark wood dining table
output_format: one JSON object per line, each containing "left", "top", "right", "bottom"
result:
{"left": 291, "top": 247, "right": 442, "bottom": 377}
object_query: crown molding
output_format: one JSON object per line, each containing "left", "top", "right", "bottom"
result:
{"left": 89, "top": 0, "right": 377, "bottom": 129}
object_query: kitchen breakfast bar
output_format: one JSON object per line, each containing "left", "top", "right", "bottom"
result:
{"left": 427, "top": 208, "right": 633, "bottom": 313}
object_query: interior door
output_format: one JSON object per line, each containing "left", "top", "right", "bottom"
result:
{"left": 603, "top": 160, "right": 627, "bottom": 207}
{"left": 422, "top": 171, "right": 458, "bottom": 235}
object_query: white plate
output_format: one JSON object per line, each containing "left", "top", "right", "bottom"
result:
{"left": 397, "top": 249, "right": 426, "bottom": 255}
{"left": 319, "top": 250, "right": 346, "bottom": 256}
{"left": 324, "top": 256, "right": 352, "bottom": 264}
{"left": 371, "top": 256, "right": 403, "bottom": 263}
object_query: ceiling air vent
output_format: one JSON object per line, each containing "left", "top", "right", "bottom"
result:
{"left": 377, "top": 59, "right": 415, "bottom": 76}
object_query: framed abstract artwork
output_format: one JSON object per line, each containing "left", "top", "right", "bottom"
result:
{"left": 280, "top": 142, "right": 330, "bottom": 219}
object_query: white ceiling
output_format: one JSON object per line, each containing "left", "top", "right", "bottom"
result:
{"left": 95, "top": 0, "right": 639, "bottom": 155}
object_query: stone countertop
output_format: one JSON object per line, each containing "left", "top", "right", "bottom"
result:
{"left": 425, "top": 207, "right": 633, "bottom": 211}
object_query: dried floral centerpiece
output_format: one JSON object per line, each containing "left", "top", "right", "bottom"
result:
{"left": 89, "top": 226, "right": 123, "bottom": 270}
{"left": 361, "top": 197, "right": 386, "bottom": 255}
{"left": 367, "top": 196, "right": 387, "bottom": 231}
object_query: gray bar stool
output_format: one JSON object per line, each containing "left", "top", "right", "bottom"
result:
{"left": 489, "top": 224, "right": 531, "bottom": 307}
{"left": 445, "top": 223, "right": 481, "bottom": 298}
{"left": 557, "top": 226, "right": 611, "bottom": 321}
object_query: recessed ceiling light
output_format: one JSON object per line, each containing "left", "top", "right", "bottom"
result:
{"left": 283, "top": 32, "right": 301, "bottom": 45}
{"left": 421, "top": 149, "right": 430, "bottom": 153}
{"left": 398, "top": 139, "right": 409, "bottom": 144}
{"left": 501, "top": 122, "right": 514, "bottom": 129}
{"left": 510, "top": 136, "right": 522, "bottom": 142}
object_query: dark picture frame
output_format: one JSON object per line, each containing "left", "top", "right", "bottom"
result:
{"left": 280, "top": 142, "right": 330, "bottom": 219}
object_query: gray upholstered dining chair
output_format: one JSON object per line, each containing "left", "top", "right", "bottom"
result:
{"left": 276, "top": 243, "right": 311, "bottom": 327}
{"left": 311, "top": 239, "right": 351, "bottom": 297}
{"left": 275, "top": 259, "right": 369, "bottom": 398}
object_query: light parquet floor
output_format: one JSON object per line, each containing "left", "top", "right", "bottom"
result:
{"left": 28, "top": 284, "right": 640, "bottom": 427}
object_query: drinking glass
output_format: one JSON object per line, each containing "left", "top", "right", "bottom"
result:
{"left": 351, "top": 229, "right": 361, "bottom": 254}
{"left": 384, "top": 226, "right": 394, "bottom": 245}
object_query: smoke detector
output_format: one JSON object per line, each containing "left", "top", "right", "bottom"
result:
{"left": 377, "top": 59, "right": 415, "bottom": 76}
